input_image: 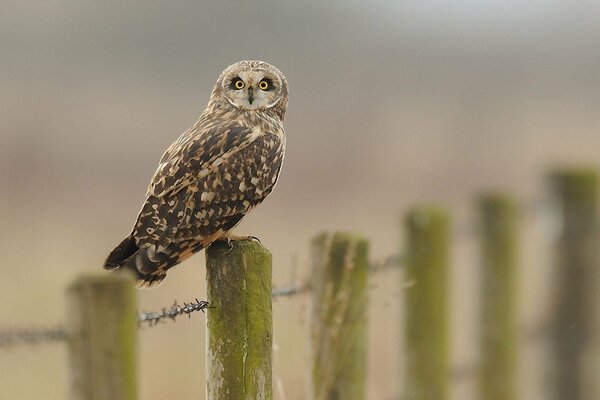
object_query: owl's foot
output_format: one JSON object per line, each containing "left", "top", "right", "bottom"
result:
{"left": 221, "top": 233, "right": 261, "bottom": 242}
{"left": 216, "top": 234, "right": 262, "bottom": 252}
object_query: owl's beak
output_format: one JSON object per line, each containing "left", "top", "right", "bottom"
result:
{"left": 247, "top": 88, "right": 255, "bottom": 105}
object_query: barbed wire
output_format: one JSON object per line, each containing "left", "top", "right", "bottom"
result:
{"left": 272, "top": 252, "right": 405, "bottom": 300}
{"left": 0, "top": 298, "right": 211, "bottom": 349}
{"left": 137, "top": 299, "right": 210, "bottom": 327}
{"left": 1, "top": 250, "right": 407, "bottom": 348}
{"left": 369, "top": 253, "right": 405, "bottom": 273}
{"left": 0, "top": 327, "right": 67, "bottom": 349}
{"left": 272, "top": 282, "right": 310, "bottom": 298}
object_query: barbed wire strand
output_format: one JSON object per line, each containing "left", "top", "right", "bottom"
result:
{"left": 137, "top": 298, "right": 210, "bottom": 327}
{"left": 272, "top": 252, "right": 406, "bottom": 299}
{"left": 272, "top": 282, "right": 311, "bottom": 298}
{"left": 0, "top": 327, "right": 67, "bottom": 349}
{"left": 0, "top": 298, "right": 211, "bottom": 349}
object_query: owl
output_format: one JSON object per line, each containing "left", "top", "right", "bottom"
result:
{"left": 104, "top": 60, "right": 288, "bottom": 287}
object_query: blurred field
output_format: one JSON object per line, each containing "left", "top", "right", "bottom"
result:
{"left": 1, "top": 1, "right": 600, "bottom": 399}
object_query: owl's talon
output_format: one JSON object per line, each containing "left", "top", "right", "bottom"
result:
{"left": 216, "top": 236, "right": 235, "bottom": 252}
{"left": 249, "top": 235, "right": 261, "bottom": 244}
{"left": 216, "top": 234, "right": 261, "bottom": 249}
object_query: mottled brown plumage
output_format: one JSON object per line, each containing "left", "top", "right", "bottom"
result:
{"left": 104, "top": 60, "right": 288, "bottom": 287}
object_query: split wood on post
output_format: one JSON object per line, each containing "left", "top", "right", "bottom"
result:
{"left": 66, "top": 273, "right": 138, "bottom": 400}
{"left": 310, "top": 232, "right": 369, "bottom": 400}
{"left": 205, "top": 240, "right": 273, "bottom": 400}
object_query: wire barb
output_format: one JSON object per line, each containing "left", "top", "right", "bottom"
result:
{"left": 137, "top": 298, "right": 210, "bottom": 327}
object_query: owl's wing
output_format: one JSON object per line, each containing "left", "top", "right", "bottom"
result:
{"left": 106, "top": 122, "right": 283, "bottom": 287}
{"left": 137, "top": 122, "right": 259, "bottom": 242}
{"left": 148, "top": 123, "right": 254, "bottom": 198}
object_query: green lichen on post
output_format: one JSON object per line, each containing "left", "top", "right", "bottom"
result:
{"left": 479, "top": 194, "right": 518, "bottom": 400}
{"left": 311, "top": 232, "right": 369, "bottom": 400}
{"left": 206, "top": 240, "right": 273, "bottom": 400}
{"left": 548, "top": 169, "right": 599, "bottom": 400}
{"left": 66, "top": 272, "right": 138, "bottom": 400}
{"left": 403, "top": 207, "right": 449, "bottom": 400}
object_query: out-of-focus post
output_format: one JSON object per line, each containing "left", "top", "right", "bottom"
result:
{"left": 548, "top": 169, "right": 599, "bottom": 400}
{"left": 66, "top": 273, "right": 138, "bottom": 400}
{"left": 479, "top": 194, "right": 518, "bottom": 400}
{"left": 403, "top": 207, "right": 450, "bottom": 400}
{"left": 311, "top": 232, "right": 369, "bottom": 400}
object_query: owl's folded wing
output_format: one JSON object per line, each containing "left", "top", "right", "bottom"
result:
{"left": 148, "top": 122, "right": 257, "bottom": 198}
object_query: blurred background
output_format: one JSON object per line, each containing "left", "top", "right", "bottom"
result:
{"left": 1, "top": 1, "right": 599, "bottom": 399}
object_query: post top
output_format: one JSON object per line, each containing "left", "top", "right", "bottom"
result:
{"left": 207, "top": 239, "right": 271, "bottom": 257}
{"left": 68, "top": 271, "right": 136, "bottom": 291}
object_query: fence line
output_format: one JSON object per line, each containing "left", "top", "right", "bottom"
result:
{"left": 2, "top": 172, "right": 600, "bottom": 399}
{"left": 0, "top": 194, "right": 586, "bottom": 320}
{"left": 3, "top": 205, "right": 596, "bottom": 349}
{"left": 0, "top": 252, "right": 401, "bottom": 349}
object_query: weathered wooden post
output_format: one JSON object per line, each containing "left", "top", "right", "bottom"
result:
{"left": 548, "top": 169, "right": 599, "bottom": 400}
{"left": 66, "top": 273, "right": 138, "bottom": 400}
{"left": 311, "top": 232, "right": 369, "bottom": 400}
{"left": 206, "top": 240, "right": 273, "bottom": 400}
{"left": 479, "top": 194, "right": 518, "bottom": 400}
{"left": 404, "top": 207, "right": 450, "bottom": 400}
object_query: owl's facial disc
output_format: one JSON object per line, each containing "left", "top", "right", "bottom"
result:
{"left": 224, "top": 70, "right": 281, "bottom": 110}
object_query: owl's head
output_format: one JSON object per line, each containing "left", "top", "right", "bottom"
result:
{"left": 213, "top": 60, "right": 288, "bottom": 116}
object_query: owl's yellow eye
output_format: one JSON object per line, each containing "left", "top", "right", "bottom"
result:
{"left": 234, "top": 79, "right": 245, "bottom": 90}
{"left": 259, "top": 80, "right": 269, "bottom": 90}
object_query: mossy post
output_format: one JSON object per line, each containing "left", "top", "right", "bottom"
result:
{"left": 310, "top": 232, "right": 369, "bottom": 400}
{"left": 548, "top": 170, "right": 599, "bottom": 400}
{"left": 404, "top": 208, "right": 450, "bottom": 400}
{"left": 479, "top": 194, "right": 518, "bottom": 400}
{"left": 206, "top": 240, "right": 273, "bottom": 400}
{"left": 66, "top": 273, "right": 138, "bottom": 400}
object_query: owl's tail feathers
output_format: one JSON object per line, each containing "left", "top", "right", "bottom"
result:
{"left": 104, "top": 234, "right": 138, "bottom": 270}
{"left": 104, "top": 235, "right": 166, "bottom": 288}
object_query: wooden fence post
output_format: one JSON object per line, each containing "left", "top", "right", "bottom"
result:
{"left": 479, "top": 194, "right": 518, "bottom": 400}
{"left": 66, "top": 273, "right": 138, "bottom": 400}
{"left": 404, "top": 207, "right": 450, "bottom": 400}
{"left": 206, "top": 240, "right": 273, "bottom": 400}
{"left": 548, "top": 169, "right": 599, "bottom": 400}
{"left": 310, "top": 232, "right": 369, "bottom": 400}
